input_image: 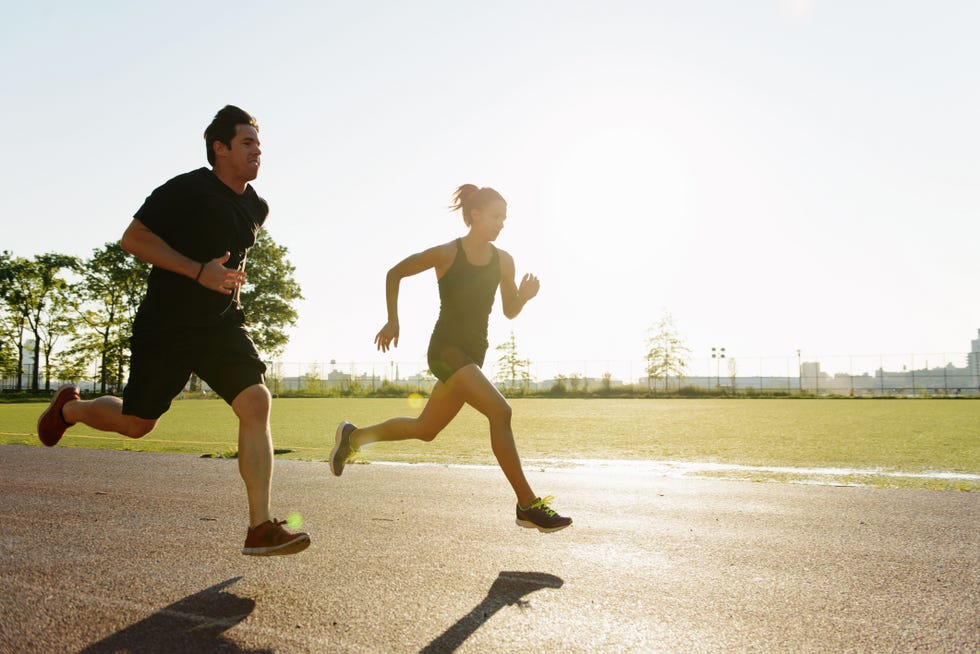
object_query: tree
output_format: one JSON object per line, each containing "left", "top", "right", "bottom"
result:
{"left": 39, "top": 284, "right": 79, "bottom": 390}
{"left": 69, "top": 242, "right": 150, "bottom": 393}
{"left": 238, "top": 229, "right": 302, "bottom": 359}
{"left": 0, "top": 252, "right": 20, "bottom": 386}
{"left": 495, "top": 331, "right": 531, "bottom": 390}
{"left": 0, "top": 307, "right": 28, "bottom": 390}
{"left": 644, "top": 312, "right": 691, "bottom": 391}
{"left": 4, "top": 253, "right": 79, "bottom": 391}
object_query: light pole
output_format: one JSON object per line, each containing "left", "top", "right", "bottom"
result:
{"left": 796, "top": 349, "right": 802, "bottom": 394}
{"left": 711, "top": 347, "right": 725, "bottom": 389}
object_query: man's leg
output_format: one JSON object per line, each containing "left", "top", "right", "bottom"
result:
{"left": 231, "top": 383, "right": 274, "bottom": 528}
{"left": 39, "top": 386, "right": 157, "bottom": 446}
{"left": 231, "top": 382, "right": 310, "bottom": 556}
{"left": 63, "top": 395, "right": 157, "bottom": 439}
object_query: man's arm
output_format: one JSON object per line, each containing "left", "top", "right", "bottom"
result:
{"left": 121, "top": 219, "right": 199, "bottom": 279}
{"left": 121, "top": 219, "right": 242, "bottom": 295}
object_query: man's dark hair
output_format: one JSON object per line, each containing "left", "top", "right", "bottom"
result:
{"left": 204, "top": 105, "right": 259, "bottom": 165}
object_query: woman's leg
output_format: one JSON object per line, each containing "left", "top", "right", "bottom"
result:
{"left": 443, "top": 365, "right": 536, "bottom": 507}
{"left": 350, "top": 380, "right": 465, "bottom": 449}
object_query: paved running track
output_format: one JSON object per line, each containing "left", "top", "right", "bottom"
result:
{"left": 1, "top": 444, "right": 977, "bottom": 653}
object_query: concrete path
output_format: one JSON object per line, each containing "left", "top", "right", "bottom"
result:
{"left": 1, "top": 445, "right": 977, "bottom": 653}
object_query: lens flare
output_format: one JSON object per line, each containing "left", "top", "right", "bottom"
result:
{"left": 407, "top": 392, "right": 424, "bottom": 410}
{"left": 286, "top": 512, "right": 304, "bottom": 529}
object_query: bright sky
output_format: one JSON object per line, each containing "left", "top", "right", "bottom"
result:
{"left": 2, "top": 1, "right": 978, "bottom": 380}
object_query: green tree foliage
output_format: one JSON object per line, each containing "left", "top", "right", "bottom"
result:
{"left": 495, "top": 331, "right": 531, "bottom": 390}
{"left": 3, "top": 253, "right": 79, "bottom": 391}
{"left": 2, "top": 229, "right": 300, "bottom": 391}
{"left": 0, "top": 251, "right": 20, "bottom": 382}
{"left": 644, "top": 312, "right": 691, "bottom": 391}
{"left": 239, "top": 229, "right": 302, "bottom": 359}
{"left": 67, "top": 243, "right": 150, "bottom": 393}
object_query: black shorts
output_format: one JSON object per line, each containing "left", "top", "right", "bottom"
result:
{"left": 122, "top": 324, "right": 267, "bottom": 419}
{"left": 427, "top": 338, "right": 487, "bottom": 384}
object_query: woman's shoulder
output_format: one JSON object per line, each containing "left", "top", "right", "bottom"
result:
{"left": 427, "top": 239, "right": 460, "bottom": 259}
{"left": 406, "top": 240, "right": 458, "bottom": 271}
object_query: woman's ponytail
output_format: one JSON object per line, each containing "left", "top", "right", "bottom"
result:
{"left": 449, "top": 184, "right": 504, "bottom": 226}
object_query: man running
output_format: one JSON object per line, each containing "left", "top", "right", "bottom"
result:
{"left": 37, "top": 105, "right": 309, "bottom": 556}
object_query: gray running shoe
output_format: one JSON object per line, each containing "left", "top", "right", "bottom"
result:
{"left": 516, "top": 496, "right": 572, "bottom": 532}
{"left": 330, "top": 421, "right": 357, "bottom": 476}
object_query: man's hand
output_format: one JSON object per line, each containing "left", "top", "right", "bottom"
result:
{"left": 198, "top": 252, "right": 246, "bottom": 295}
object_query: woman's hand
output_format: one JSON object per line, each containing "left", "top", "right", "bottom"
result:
{"left": 517, "top": 273, "right": 540, "bottom": 303}
{"left": 374, "top": 321, "right": 400, "bottom": 352}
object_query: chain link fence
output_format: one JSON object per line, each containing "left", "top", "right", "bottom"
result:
{"left": 252, "top": 351, "right": 980, "bottom": 397}
{"left": 6, "top": 351, "right": 979, "bottom": 397}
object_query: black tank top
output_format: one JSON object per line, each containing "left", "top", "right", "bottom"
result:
{"left": 430, "top": 239, "right": 501, "bottom": 352}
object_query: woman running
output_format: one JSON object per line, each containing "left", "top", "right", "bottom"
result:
{"left": 330, "top": 184, "right": 571, "bottom": 532}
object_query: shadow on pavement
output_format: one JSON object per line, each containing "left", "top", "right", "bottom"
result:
{"left": 79, "top": 577, "right": 268, "bottom": 654}
{"left": 420, "top": 571, "right": 564, "bottom": 654}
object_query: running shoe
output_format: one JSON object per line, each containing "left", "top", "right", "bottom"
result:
{"left": 330, "top": 421, "right": 357, "bottom": 477}
{"left": 516, "top": 496, "right": 572, "bottom": 532}
{"left": 37, "top": 384, "right": 80, "bottom": 447}
{"left": 242, "top": 519, "right": 310, "bottom": 556}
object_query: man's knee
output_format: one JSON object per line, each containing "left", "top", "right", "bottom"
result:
{"left": 232, "top": 384, "right": 271, "bottom": 423}
{"left": 121, "top": 417, "right": 157, "bottom": 439}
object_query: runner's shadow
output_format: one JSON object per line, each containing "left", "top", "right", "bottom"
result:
{"left": 79, "top": 577, "right": 268, "bottom": 654}
{"left": 420, "top": 571, "right": 564, "bottom": 654}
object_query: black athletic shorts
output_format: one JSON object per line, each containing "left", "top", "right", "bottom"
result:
{"left": 427, "top": 338, "right": 487, "bottom": 384}
{"left": 122, "top": 324, "right": 267, "bottom": 419}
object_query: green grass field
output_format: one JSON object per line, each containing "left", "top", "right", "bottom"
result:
{"left": 2, "top": 398, "right": 978, "bottom": 490}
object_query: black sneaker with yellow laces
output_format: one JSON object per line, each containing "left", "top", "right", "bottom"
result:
{"left": 516, "top": 496, "right": 572, "bottom": 532}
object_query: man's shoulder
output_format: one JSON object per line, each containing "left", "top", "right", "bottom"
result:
{"left": 152, "top": 167, "right": 213, "bottom": 195}
{"left": 242, "top": 184, "right": 270, "bottom": 222}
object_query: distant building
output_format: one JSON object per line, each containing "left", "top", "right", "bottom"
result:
{"left": 970, "top": 329, "right": 980, "bottom": 388}
{"left": 633, "top": 329, "right": 980, "bottom": 396}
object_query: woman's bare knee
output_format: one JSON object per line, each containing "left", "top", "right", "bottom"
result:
{"left": 409, "top": 416, "right": 440, "bottom": 442}
{"left": 415, "top": 426, "right": 440, "bottom": 442}
{"left": 486, "top": 401, "right": 512, "bottom": 428}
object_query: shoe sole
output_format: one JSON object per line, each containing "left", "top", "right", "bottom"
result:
{"left": 329, "top": 422, "right": 350, "bottom": 477}
{"left": 516, "top": 518, "right": 572, "bottom": 533}
{"left": 242, "top": 535, "right": 311, "bottom": 556}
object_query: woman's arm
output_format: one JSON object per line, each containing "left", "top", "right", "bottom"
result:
{"left": 499, "top": 249, "right": 539, "bottom": 319}
{"left": 374, "top": 242, "right": 455, "bottom": 351}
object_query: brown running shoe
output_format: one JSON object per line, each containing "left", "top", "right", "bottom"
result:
{"left": 242, "top": 519, "right": 311, "bottom": 556}
{"left": 37, "top": 384, "right": 80, "bottom": 447}
{"left": 516, "top": 496, "right": 572, "bottom": 533}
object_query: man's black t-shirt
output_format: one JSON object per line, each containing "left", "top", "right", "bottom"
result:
{"left": 133, "top": 167, "right": 268, "bottom": 331}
